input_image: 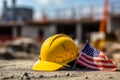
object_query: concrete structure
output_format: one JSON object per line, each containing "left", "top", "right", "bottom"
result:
{"left": 0, "top": 20, "right": 100, "bottom": 43}
{"left": 2, "top": 0, "right": 33, "bottom": 21}
{"left": 0, "top": 14, "right": 119, "bottom": 44}
{"left": 0, "top": 0, "right": 120, "bottom": 44}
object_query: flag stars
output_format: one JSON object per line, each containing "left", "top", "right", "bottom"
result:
{"left": 82, "top": 43, "right": 100, "bottom": 57}
{"left": 77, "top": 42, "right": 117, "bottom": 71}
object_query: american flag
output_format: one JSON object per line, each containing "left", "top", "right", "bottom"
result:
{"left": 76, "top": 42, "right": 117, "bottom": 71}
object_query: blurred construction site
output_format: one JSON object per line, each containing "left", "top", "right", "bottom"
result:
{"left": 0, "top": 0, "right": 120, "bottom": 62}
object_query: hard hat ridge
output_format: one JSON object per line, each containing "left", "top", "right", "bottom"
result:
{"left": 32, "top": 34, "right": 78, "bottom": 71}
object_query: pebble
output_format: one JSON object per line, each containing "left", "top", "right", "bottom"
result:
{"left": 54, "top": 75, "right": 57, "bottom": 78}
{"left": 49, "top": 75, "right": 54, "bottom": 78}
{"left": 65, "top": 73, "right": 70, "bottom": 77}
{"left": 108, "top": 76, "right": 113, "bottom": 79}
{"left": 21, "top": 72, "right": 30, "bottom": 80}
{"left": 11, "top": 75, "right": 14, "bottom": 78}
{"left": 31, "top": 76, "right": 35, "bottom": 78}
{"left": 84, "top": 76, "right": 89, "bottom": 79}
{"left": 2, "top": 75, "right": 14, "bottom": 79}
{"left": 39, "top": 74, "right": 44, "bottom": 78}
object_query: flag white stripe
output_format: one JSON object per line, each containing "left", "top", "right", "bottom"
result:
{"left": 79, "top": 54, "right": 115, "bottom": 66}
{"left": 78, "top": 53, "right": 116, "bottom": 68}
{"left": 78, "top": 55, "right": 116, "bottom": 69}
{"left": 76, "top": 43, "right": 117, "bottom": 71}
{"left": 78, "top": 60, "right": 116, "bottom": 71}
{"left": 80, "top": 52, "right": 105, "bottom": 60}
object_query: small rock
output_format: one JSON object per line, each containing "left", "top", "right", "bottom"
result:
{"left": 108, "top": 76, "right": 113, "bottom": 79}
{"left": 54, "top": 75, "right": 57, "bottom": 78}
{"left": 39, "top": 75, "right": 44, "bottom": 78}
{"left": 11, "top": 76, "right": 14, "bottom": 78}
{"left": 84, "top": 76, "right": 89, "bottom": 79}
{"left": 49, "top": 76, "right": 53, "bottom": 78}
{"left": 3, "top": 77, "right": 9, "bottom": 79}
{"left": 21, "top": 72, "right": 30, "bottom": 80}
{"left": 31, "top": 76, "right": 35, "bottom": 78}
{"left": 65, "top": 73, "right": 70, "bottom": 76}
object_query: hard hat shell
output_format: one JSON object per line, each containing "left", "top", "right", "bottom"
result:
{"left": 32, "top": 34, "right": 78, "bottom": 71}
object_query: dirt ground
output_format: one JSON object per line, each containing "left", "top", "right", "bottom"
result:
{"left": 0, "top": 42, "right": 120, "bottom": 80}
{"left": 0, "top": 59, "right": 120, "bottom": 80}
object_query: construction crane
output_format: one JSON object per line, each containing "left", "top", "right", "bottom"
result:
{"left": 99, "top": 0, "right": 109, "bottom": 32}
{"left": 93, "top": 0, "right": 109, "bottom": 50}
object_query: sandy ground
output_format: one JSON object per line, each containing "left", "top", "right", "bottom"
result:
{"left": 0, "top": 59, "right": 120, "bottom": 80}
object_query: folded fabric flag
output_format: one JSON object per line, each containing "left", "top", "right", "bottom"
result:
{"left": 76, "top": 42, "right": 117, "bottom": 71}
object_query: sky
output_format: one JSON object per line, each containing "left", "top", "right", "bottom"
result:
{"left": 0, "top": 0, "right": 118, "bottom": 20}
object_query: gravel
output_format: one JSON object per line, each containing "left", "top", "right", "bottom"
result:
{"left": 0, "top": 60, "right": 120, "bottom": 80}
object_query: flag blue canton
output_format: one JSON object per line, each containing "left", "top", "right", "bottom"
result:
{"left": 82, "top": 43, "right": 100, "bottom": 57}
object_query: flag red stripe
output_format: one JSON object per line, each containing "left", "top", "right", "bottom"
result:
{"left": 99, "top": 52, "right": 108, "bottom": 59}
{"left": 76, "top": 43, "right": 117, "bottom": 71}
{"left": 81, "top": 53, "right": 113, "bottom": 63}
{"left": 77, "top": 59, "right": 100, "bottom": 70}
{"left": 77, "top": 59, "right": 116, "bottom": 71}
{"left": 77, "top": 55, "right": 116, "bottom": 68}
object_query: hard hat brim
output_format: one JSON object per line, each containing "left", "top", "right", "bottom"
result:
{"left": 32, "top": 57, "right": 77, "bottom": 71}
{"left": 32, "top": 60, "right": 63, "bottom": 71}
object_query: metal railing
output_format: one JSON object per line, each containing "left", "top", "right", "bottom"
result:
{"left": 110, "top": 1, "right": 120, "bottom": 14}
{"left": 42, "top": 2, "right": 120, "bottom": 21}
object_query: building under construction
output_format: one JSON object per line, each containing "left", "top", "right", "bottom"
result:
{"left": 0, "top": 0, "right": 120, "bottom": 44}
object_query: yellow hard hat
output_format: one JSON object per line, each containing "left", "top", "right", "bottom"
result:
{"left": 32, "top": 34, "right": 78, "bottom": 71}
